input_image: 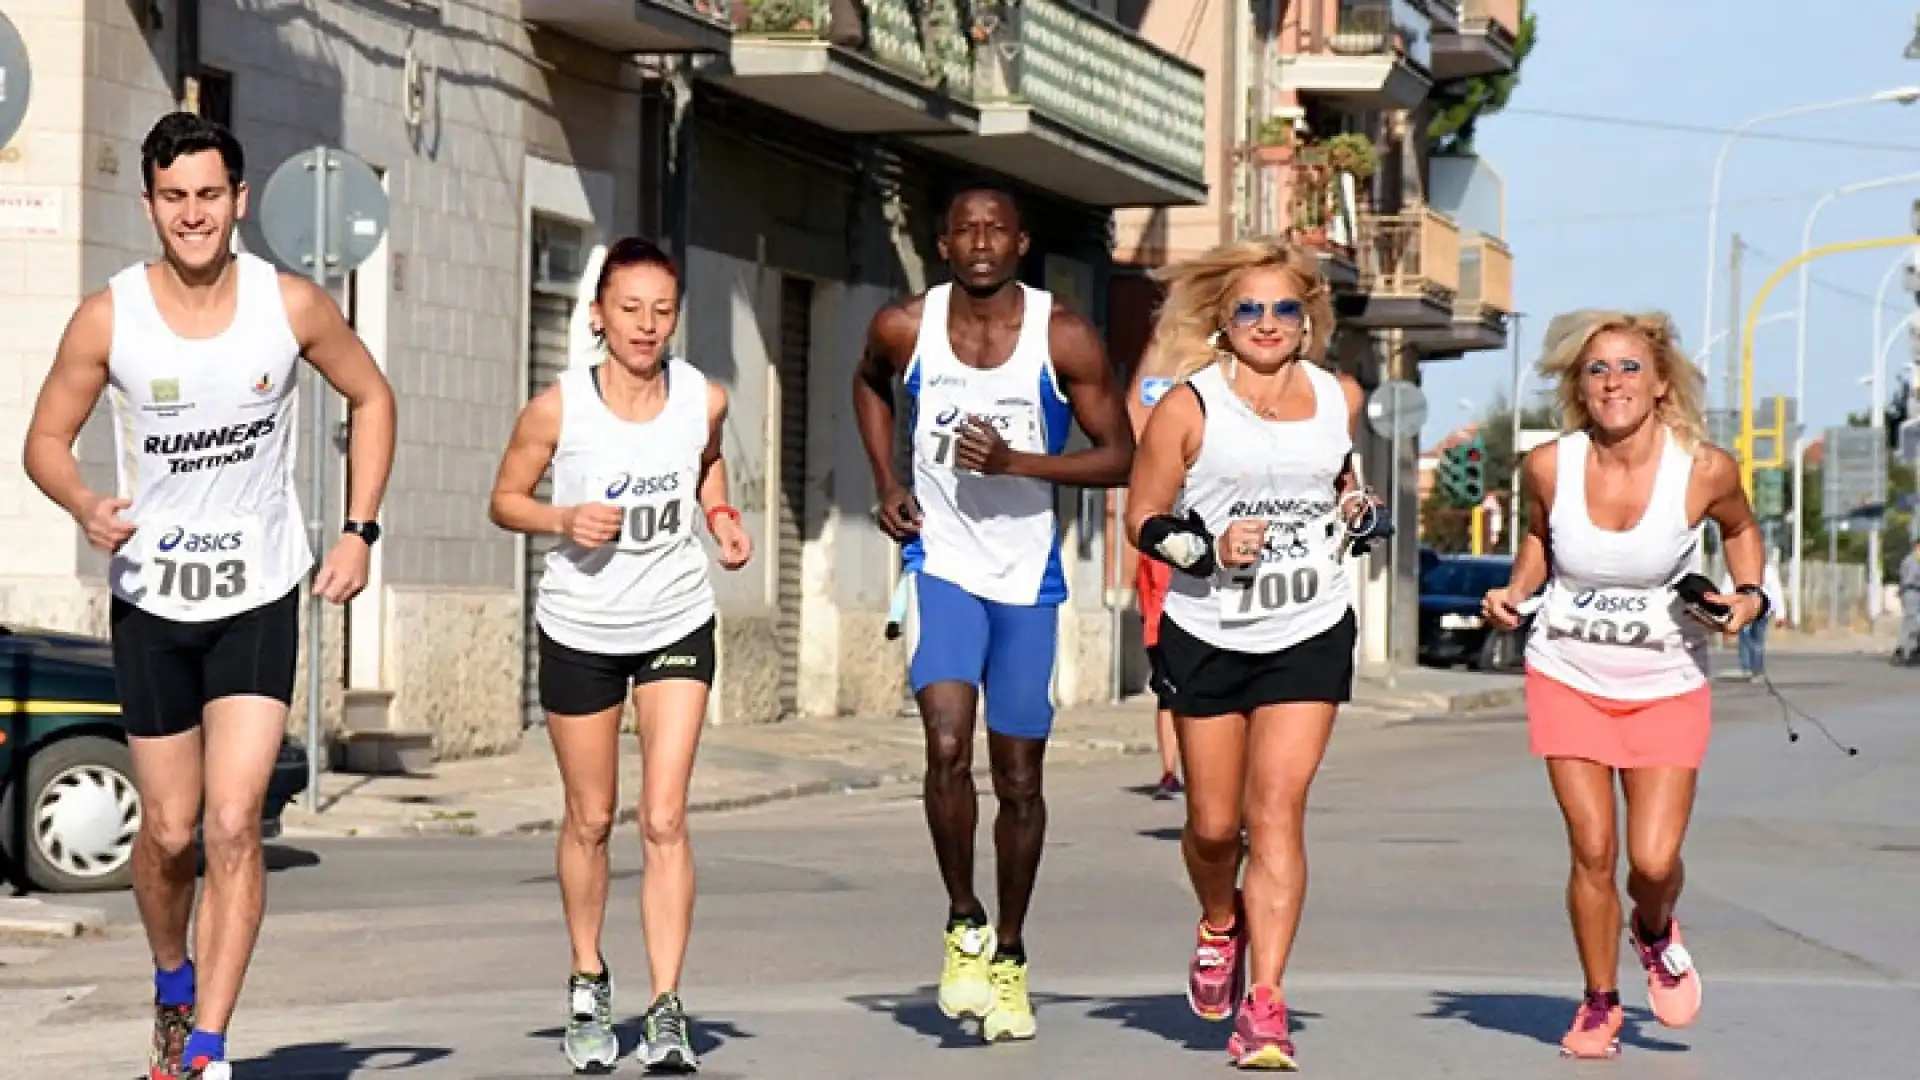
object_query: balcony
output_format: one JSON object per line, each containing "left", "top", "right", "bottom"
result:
{"left": 524, "top": 0, "right": 735, "bottom": 54}
{"left": 704, "top": 0, "right": 976, "bottom": 136}
{"left": 1430, "top": 0, "right": 1520, "bottom": 81}
{"left": 1338, "top": 203, "right": 1460, "bottom": 329}
{"left": 1278, "top": 0, "right": 1434, "bottom": 112}
{"left": 1410, "top": 232, "right": 1512, "bottom": 358}
{"left": 1280, "top": 155, "right": 1362, "bottom": 292}
{"left": 909, "top": 0, "right": 1208, "bottom": 207}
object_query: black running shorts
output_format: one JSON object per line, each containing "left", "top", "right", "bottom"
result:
{"left": 538, "top": 617, "right": 717, "bottom": 717}
{"left": 109, "top": 587, "right": 301, "bottom": 738}
{"left": 1152, "top": 609, "right": 1356, "bottom": 718}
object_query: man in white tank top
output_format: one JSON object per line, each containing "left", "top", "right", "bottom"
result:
{"left": 21, "top": 112, "right": 397, "bottom": 1080}
{"left": 1482, "top": 311, "right": 1768, "bottom": 1060}
{"left": 852, "top": 182, "right": 1133, "bottom": 1042}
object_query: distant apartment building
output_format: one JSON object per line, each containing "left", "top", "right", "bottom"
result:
{"left": 1109, "top": 0, "right": 1523, "bottom": 673}
{"left": 0, "top": 2, "right": 1208, "bottom": 758}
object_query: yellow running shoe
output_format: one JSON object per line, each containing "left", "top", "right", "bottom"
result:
{"left": 938, "top": 921, "right": 997, "bottom": 1020}
{"left": 980, "top": 956, "right": 1037, "bottom": 1042}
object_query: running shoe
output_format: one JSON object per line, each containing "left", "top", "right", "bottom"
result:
{"left": 980, "top": 955, "right": 1037, "bottom": 1042}
{"left": 1559, "top": 990, "right": 1623, "bottom": 1059}
{"left": 562, "top": 968, "right": 619, "bottom": 1071}
{"left": 636, "top": 991, "right": 699, "bottom": 1073}
{"left": 1154, "top": 771, "right": 1184, "bottom": 799}
{"left": 1227, "top": 984, "right": 1297, "bottom": 1070}
{"left": 179, "top": 1062, "right": 231, "bottom": 1080}
{"left": 1187, "top": 905, "right": 1245, "bottom": 1021}
{"left": 1632, "top": 917, "right": 1703, "bottom": 1028}
{"left": 149, "top": 1000, "right": 193, "bottom": 1080}
{"left": 937, "top": 918, "right": 997, "bottom": 1020}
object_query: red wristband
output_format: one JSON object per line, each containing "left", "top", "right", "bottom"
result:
{"left": 706, "top": 505, "right": 740, "bottom": 529}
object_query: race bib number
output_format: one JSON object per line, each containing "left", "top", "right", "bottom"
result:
{"left": 926, "top": 406, "right": 1041, "bottom": 468}
{"left": 143, "top": 516, "right": 257, "bottom": 608}
{"left": 1221, "top": 564, "right": 1323, "bottom": 620}
{"left": 1540, "top": 587, "right": 1667, "bottom": 650}
{"left": 1219, "top": 521, "right": 1323, "bottom": 620}
{"left": 601, "top": 470, "right": 688, "bottom": 553}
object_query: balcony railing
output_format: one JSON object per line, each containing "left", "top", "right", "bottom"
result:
{"left": 1358, "top": 204, "right": 1460, "bottom": 302}
{"left": 1285, "top": 158, "right": 1360, "bottom": 251}
{"left": 736, "top": 0, "right": 975, "bottom": 88}
{"left": 1461, "top": 0, "right": 1519, "bottom": 38}
{"left": 968, "top": 0, "right": 1208, "bottom": 179}
{"left": 1456, "top": 233, "right": 1513, "bottom": 315}
{"left": 1302, "top": 0, "right": 1432, "bottom": 66}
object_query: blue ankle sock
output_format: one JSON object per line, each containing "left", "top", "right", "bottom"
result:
{"left": 182, "top": 1029, "right": 226, "bottom": 1067}
{"left": 154, "top": 960, "right": 195, "bottom": 1007}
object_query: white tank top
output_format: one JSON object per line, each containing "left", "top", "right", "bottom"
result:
{"left": 902, "top": 283, "right": 1071, "bottom": 606}
{"left": 105, "top": 254, "right": 313, "bottom": 623}
{"left": 1160, "top": 361, "right": 1354, "bottom": 653}
{"left": 1524, "top": 429, "right": 1710, "bottom": 700}
{"left": 534, "top": 359, "right": 716, "bottom": 655}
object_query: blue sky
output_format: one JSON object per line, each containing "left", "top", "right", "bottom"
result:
{"left": 1420, "top": 0, "right": 1920, "bottom": 450}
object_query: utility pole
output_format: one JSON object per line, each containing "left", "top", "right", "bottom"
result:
{"left": 1508, "top": 311, "right": 1525, "bottom": 556}
{"left": 1716, "top": 234, "right": 1743, "bottom": 584}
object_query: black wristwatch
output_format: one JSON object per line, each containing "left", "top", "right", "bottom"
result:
{"left": 343, "top": 520, "right": 382, "bottom": 546}
{"left": 1735, "top": 583, "right": 1770, "bottom": 620}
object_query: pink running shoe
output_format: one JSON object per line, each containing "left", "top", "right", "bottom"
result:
{"left": 1186, "top": 909, "right": 1244, "bottom": 1021}
{"left": 1559, "top": 990, "right": 1623, "bottom": 1059}
{"left": 1633, "top": 917, "right": 1703, "bottom": 1028}
{"left": 1227, "top": 985, "right": 1297, "bottom": 1070}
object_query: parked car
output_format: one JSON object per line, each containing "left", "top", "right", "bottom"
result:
{"left": 1418, "top": 554, "right": 1536, "bottom": 671}
{"left": 0, "top": 622, "right": 309, "bottom": 894}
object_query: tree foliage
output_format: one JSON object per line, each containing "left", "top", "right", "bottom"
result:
{"left": 1428, "top": 1, "right": 1539, "bottom": 156}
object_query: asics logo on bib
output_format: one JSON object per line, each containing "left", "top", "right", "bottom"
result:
{"left": 145, "top": 418, "right": 277, "bottom": 474}
{"left": 1573, "top": 590, "right": 1648, "bottom": 614}
{"left": 155, "top": 526, "right": 245, "bottom": 554}
{"left": 605, "top": 471, "right": 680, "bottom": 500}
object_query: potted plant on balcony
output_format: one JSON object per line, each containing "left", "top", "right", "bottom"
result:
{"left": 741, "top": 0, "right": 820, "bottom": 33}
{"left": 1322, "top": 132, "right": 1379, "bottom": 184}
{"left": 1252, "top": 116, "right": 1294, "bottom": 167}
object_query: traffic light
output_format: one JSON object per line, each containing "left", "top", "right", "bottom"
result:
{"left": 1439, "top": 435, "right": 1486, "bottom": 508}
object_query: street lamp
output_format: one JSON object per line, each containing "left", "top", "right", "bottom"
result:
{"left": 1692, "top": 310, "right": 1799, "bottom": 364}
{"left": 1788, "top": 173, "right": 1920, "bottom": 627}
{"left": 1698, "top": 88, "right": 1920, "bottom": 397}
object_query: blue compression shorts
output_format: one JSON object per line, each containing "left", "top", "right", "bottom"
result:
{"left": 905, "top": 572, "right": 1059, "bottom": 741}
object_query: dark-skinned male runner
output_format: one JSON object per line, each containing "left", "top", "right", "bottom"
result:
{"left": 852, "top": 182, "right": 1133, "bottom": 1042}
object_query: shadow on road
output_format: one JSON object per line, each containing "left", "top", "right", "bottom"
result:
{"left": 848, "top": 986, "right": 1318, "bottom": 1051}
{"left": 225, "top": 1041, "right": 451, "bottom": 1078}
{"left": 1086, "top": 992, "right": 1319, "bottom": 1050}
{"left": 524, "top": 1015, "right": 752, "bottom": 1060}
{"left": 1424, "top": 991, "right": 1689, "bottom": 1052}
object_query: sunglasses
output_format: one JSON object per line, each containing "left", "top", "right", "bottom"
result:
{"left": 1584, "top": 357, "right": 1646, "bottom": 377}
{"left": 1229, "top": 298, "right": 1306, "bottom": 326}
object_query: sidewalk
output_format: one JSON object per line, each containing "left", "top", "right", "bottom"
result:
{"left": 278, "top": 669, "right": 1523, "bottom": 840}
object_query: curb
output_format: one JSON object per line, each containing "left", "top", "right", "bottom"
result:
{"left": 1355, "top": 684, "right": 1525, "bottom": 718}
{"left": 0, "top": 898, "right": 107, "bottom": 939}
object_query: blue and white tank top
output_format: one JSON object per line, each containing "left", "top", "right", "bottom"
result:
{"left": 902, "top": 283, "right": 1071, "bottom": 607}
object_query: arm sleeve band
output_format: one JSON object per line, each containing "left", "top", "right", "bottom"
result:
{"left": 1139, "top": 510, "right": 1217, "bottom": 578}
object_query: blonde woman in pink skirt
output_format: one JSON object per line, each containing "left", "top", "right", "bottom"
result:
{"left": 1481, "top": 310, "right": 1768, "bottom": 1060}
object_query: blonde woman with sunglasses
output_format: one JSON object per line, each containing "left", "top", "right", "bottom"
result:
{"left": 1126, "top": 238, "right": 1387, "bottom": 1071}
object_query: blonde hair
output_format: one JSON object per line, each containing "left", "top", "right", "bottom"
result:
{"left": 1537, "top": 308, "right": 1709, "bottom": 455}
{"left": 1141, "top": 237, "right": 1337, "bottom": 383}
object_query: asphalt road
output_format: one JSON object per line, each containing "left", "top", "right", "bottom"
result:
{"left": 4, "top": 653, "right": 1917, "bottom": 1079}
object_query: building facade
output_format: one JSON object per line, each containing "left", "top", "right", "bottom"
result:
{"left": 1108, "top": 0, "right": 1523, "bottom": 677}
{"left": 0, "top": 1, "right": 1207, "bottom": 759}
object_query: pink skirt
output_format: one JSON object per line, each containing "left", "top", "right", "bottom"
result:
{"left": 1524, "top": 665, "right": 1712, "bottom": 770}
